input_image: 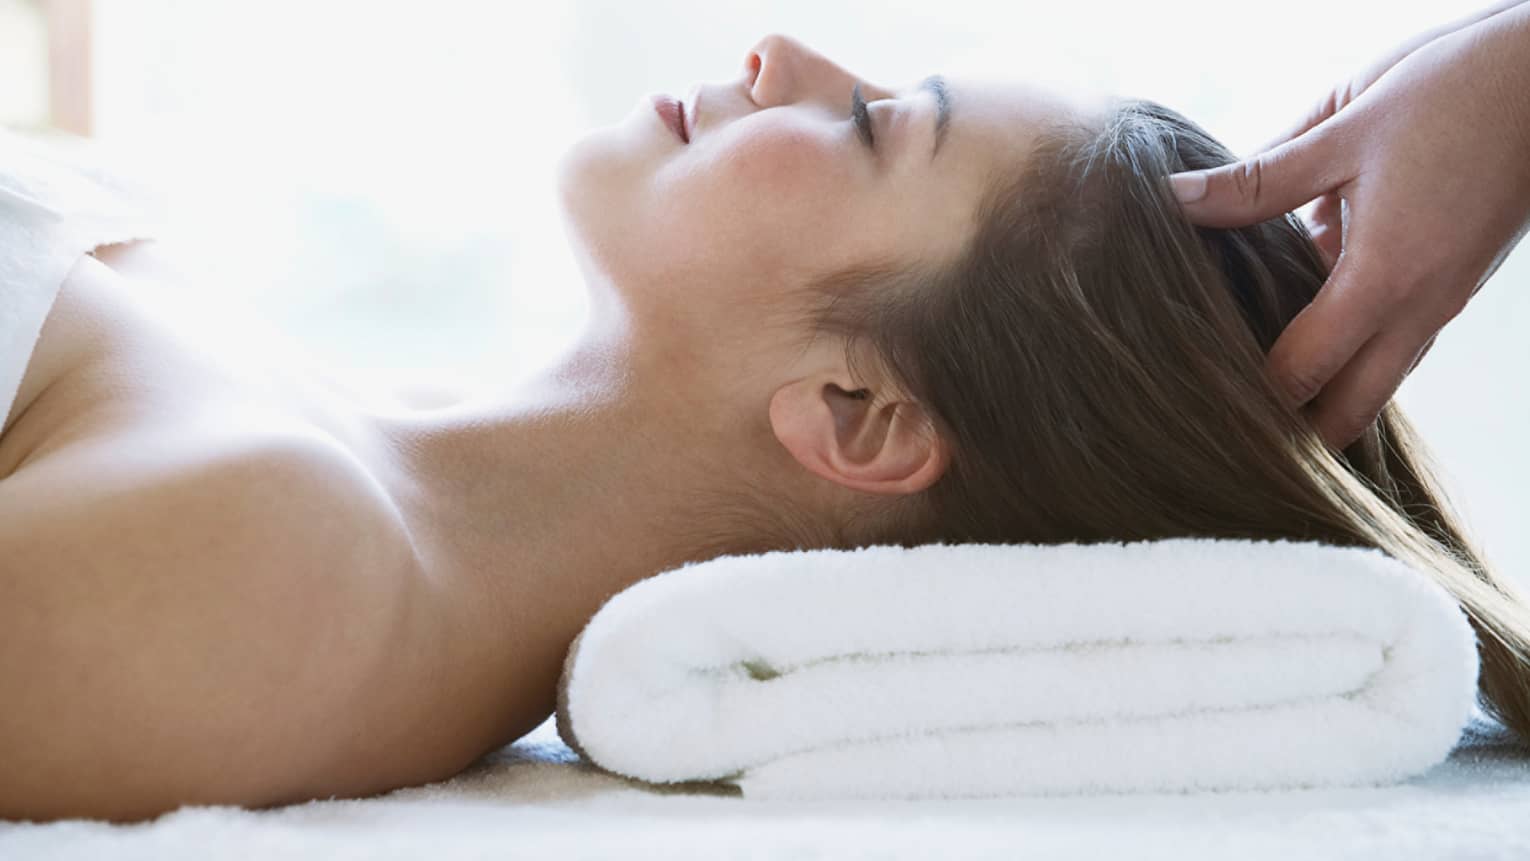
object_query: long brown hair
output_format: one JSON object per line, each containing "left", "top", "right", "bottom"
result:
{"left": 787, "top": 96, "right": 1530, "bottom": 741}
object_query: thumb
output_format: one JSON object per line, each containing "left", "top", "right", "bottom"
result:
{"left": 1168, "top": 126, "right": 1344, "bottom": 228}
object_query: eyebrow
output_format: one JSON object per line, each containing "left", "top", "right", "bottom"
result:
{"left": 920, "top": 74, "right": 952, "bottom": 162}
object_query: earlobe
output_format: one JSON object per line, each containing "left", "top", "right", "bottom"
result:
{"left": 769, "top": 375, "right": 948, "bottom": 497}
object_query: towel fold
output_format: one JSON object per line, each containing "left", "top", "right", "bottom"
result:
{"left": 555, "top": 537, "right": 1480, "bottom": 799}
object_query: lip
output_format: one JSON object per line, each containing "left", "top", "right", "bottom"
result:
{"left": 651, "top": 94, "right": 688, "bottom": 143}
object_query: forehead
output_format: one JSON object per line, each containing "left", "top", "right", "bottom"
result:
{"left": 937, "top": 77, "right": 1112, "bottom": 166}
{"left": 862, "top": 77, "right": 1112, "bottom": 272}
{"left": 827, "top": 75, "right": 1114, "bottom": 279}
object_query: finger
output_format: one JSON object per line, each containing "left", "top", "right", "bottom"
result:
{"left": 1302, "top": 327, "right": 1428, "bottom": 450}
{"left": 1168, "top": 123, "right": 1348, "bottom": 228}
{"left": 1301, "top": 195, "right": 1343, "bottom": 271}
{"left": 1406, "top": 332, "right": 1438, "bottom": 376}
{"left": 1263, "top": 251, "right": 1381, "bottom": 409}
{"left": 1305, "top": 190, "right": 1342, "bottom": 237}
{"left": 1308, "top": 223, "right": 1341, "bottom": 272}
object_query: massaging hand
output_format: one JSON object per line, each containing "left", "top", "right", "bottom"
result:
{"left": 1168, "top": 1, "right": 1530, "bottom": 449}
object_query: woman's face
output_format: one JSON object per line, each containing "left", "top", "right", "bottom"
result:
{"left": 556, "top": 32, "right": 1106, "bottom": 363}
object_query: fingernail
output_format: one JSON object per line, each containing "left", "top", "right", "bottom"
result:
{"left": 1170, "top": 172, "right": 1207, "bottom": 203}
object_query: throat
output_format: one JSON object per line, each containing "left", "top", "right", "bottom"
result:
{"left": 343, "top": 352, "right": 806, "bottom": 748}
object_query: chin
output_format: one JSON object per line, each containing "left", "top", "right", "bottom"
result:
{"left": 557, "top": 94, "right": 671, "bottom": 202}
{"left": 552, "top": 135, "right": 613, "bottom": 249}
{"left": 555, "top": 131, "right": 608, "bottom": 214}
{"left": 550, "top": 103, "right": 670, "bottom": 282}
{"left": 557, "top": 114, "right": 654, "bottom": 231}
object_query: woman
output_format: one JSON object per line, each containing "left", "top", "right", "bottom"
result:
{"left": 2, "top": 32, "right": 1527, "bottom": 823}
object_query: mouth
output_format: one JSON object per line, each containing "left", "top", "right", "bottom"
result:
{"left": 651, "top": 94, "right": 689, "bottom": 143}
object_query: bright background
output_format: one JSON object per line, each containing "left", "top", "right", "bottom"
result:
{"left": 3, "top": 0, "right": 1527, "bottom": 581}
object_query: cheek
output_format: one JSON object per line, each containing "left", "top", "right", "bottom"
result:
{"left": 658, "top": 123, "right": 863, "bottom": 273}
{"left": 719, "top": 125, "right": 851, "bottom": 199}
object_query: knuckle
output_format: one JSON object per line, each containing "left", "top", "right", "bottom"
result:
{"left": 1379, "top": 264, "right": 1471, "bottom": 328}
{"left": 753, "top": 32, "right": 795, "bottom": 55}
{"left": 1308, "top": 405, "right": 1359, "bottom": 450}
{"left": 1277, "top": 363, "right": 1326, "bottom": 405}
{"left": 1332, "top": 80, "right": 1355, "bottom": 114}
{"left": 1320, "top": 87, "right": 1341, "bottom": 118}
{"left": 1438, "top": 283, "right": 1476, "bottom": 323}
{"left": 1228, "top": 158, "right": 1265, "bottom": 206}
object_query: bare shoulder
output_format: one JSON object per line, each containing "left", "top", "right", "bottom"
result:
{"left": 1, "top": 241, "right": 201, "bottom": 453}
{"left": 0, "top": 418, "right": 427, "bottom": 821}
{"left": 2, "top": 253, "right": 121, "bottom": 446}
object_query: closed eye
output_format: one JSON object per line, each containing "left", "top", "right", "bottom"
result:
{"left": 850, "top": 82, "right": 875, "bottom": 149}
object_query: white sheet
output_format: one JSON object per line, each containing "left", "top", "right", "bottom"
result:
{"left": 1, "top": 710, "right": 1527, "bottom": 860}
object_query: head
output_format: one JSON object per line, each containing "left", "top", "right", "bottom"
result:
{"left": 558, "top": 33, "right": 1530, "bottom": 739}
{"left": 555, "top": 32, "right": 1113, "bottom": 509}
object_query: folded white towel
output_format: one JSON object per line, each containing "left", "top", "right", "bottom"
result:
{"left": 1, "top": 126, "right": 167, "bottom": 429}
{"left": 555, "top": 537, "right": 1480, "bottom": 800}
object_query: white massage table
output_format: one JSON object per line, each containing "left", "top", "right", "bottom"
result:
{"left": 3, "top": 709, "right": 1528, "bottom": 860}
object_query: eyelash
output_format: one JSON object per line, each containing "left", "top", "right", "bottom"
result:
{"left": 850, "top": 82, "right": 875, "bottom": 149}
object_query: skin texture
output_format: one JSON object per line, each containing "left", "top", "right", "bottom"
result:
{"left": 362, "top": 35, "right": 1111, "bottom": 736}
{"left": 1168, "top": 0, "right": 1530, "bottom": 449}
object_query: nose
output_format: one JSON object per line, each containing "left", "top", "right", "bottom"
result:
{"left": 743, "top": 33, "right": 872, "bottom": 111}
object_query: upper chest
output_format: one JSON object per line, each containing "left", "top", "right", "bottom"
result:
{"left": 0, "top": 245, "right": 429, "bottom": 583}
{"left": 1, "top": 248, "right": 382, "bottom": 481}
{"left": 0, "top": 243, "right": 430, "bottom": 614}
{"left": 0, "top": 244, "right": 447, "bottom": 657}
{"left": 0, "top": 250, "right": 495, "bottom": 781}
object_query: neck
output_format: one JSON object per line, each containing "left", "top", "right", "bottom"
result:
{"left": 345, "top": 308, "right": 811, "bottom": 722}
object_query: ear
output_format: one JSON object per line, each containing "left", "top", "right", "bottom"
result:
{"left": 768, "top": 374, "right": 949, "bottom": 496}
